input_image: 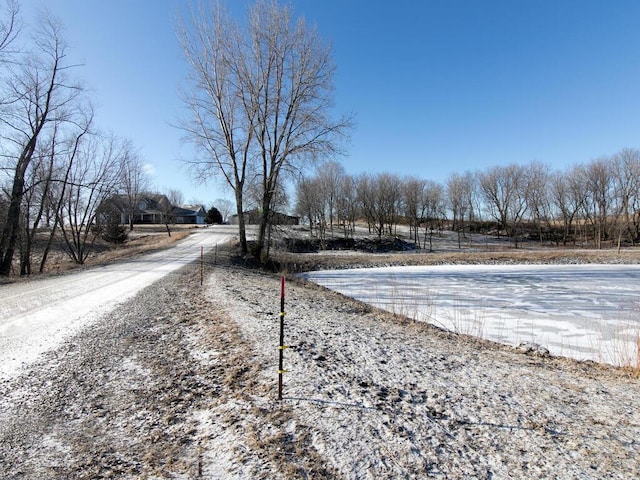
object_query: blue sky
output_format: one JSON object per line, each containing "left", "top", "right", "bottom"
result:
{"left": 20, "top": 0, "right": 640, "bottom": 206}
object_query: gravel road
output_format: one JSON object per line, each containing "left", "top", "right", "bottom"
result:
{"left": 0, "top": 228, "right": 241, "bottom": 478}
{"left": 0, "top": 225, "right": 236, "bottom": 382}
{"left": 1, "top": 235, "right": 639, "bottom": 479}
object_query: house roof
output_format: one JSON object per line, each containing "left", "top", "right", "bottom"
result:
{"left": 181, "top": 204, "right": 205, "bottom": 212}
{"left": 172, "top": 204, "right": 206, "bottom": 216}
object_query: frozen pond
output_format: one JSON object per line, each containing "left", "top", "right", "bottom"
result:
{"left": 302, "top": 264, "right": 640, "bottom": 366}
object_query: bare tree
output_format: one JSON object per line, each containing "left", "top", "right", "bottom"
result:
{"left": 159, "top": 188, "right": 184, "bottom": 237}
{"left": 550, "top": 167, "right": 581, "bottom": 246}
{"left": 58, "top": 133, "right": 124, "bottom": 264}
{"left": 295, "top": 175, "right": 327, "bottom": 246}
{"left": 525, "top": 161, "right": 553, "bottom": 243}
{"left": 178, "top": 0, "right": 350, "bottom": 261}
{"left": 404, "top": 176, "right": 427, "bottom": 244}
{"left": 165, "top": 188, "right": 184, "bottom": 207}
{"left": 335, "top": 173, "right": 356, "bottom": 238}
{"left": 214, "top": 197, "right": 234, "bottom": 223}
{"left": 0, "top": 0, "right": 19, "bottom": 63}
{"left": 582, "top": 157, "right": 613, "bottom": 249}
{"left": 18, "top": 140, "right": 49, "bottom": 275}
{"left": 421, "top": 180, "right": 445, "bottom": 251}
{"left": 39, "top": 119, "right": 90, "bottom": 271}
{"left": 178, "top": 1, "right": 251, "bottom": 253}
{"left": 611, "top": 148, "right": 640, "bottom": 250}
{"left": 446, "top": 172, "right": 476, "bottom": 248}
{"left": 119, "top": 142, "right": 149, "bottom": 231}
{"left": 316, "top": 161, "right": 345, "bottom": 234}
{"left": 247, "top": 2, "right": 351, "bottom": 260}
{"left": 295, "top": 176, "right": 316, "bottom": 233}
{"left": 18, "top": 123, "right": 70, "bottom": 275}
{"left": 372, "top": 173, "right": 403, "bottom": 238}
{"left": 478, "top": 164, "right": 528, "bottom": 246}
{"left": 0, "top": 15, "right": 85, "bottom": 275}
{"left": 355, "top": 173, "right": 376, "bottom": 234}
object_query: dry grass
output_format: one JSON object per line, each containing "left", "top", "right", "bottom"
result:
{"left": 93, "top": 229, "right": 191, "bottom": 264}
{"left": 616, "top": 329, "right": 640, "bottom": 378}
{"left": 18, "top": 225, "right": 195, "bottom": 279}
{"left": 274, "top": 246, "right": 640, "bottom": 274}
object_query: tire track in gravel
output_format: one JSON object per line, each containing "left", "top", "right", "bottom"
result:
{"left": 0, "top": 252, "right": 337, "bottom": 479}
{"left": 0, "top": 227, "right": 236, "bottom": 382}
{"left": 0, "top": 267, "right": 213, "bottom": 478}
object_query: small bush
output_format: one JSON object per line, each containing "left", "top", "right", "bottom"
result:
{"left": 102, "top": 223, "right": 128, "bottom": 244}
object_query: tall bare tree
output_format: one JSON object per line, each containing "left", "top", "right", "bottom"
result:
{"left": 178, "top": 1, "right": 251, "bottom": 253}
{"left": 118, "top": 142, "right": 149, "bottom": 231}
{"left": 178, "top": 0, "right": 350, "bottom": 261}
{"left": 39, "top": 117, "right": 91, "bottom": 271}
{"left": 58, "top": 133, "right": 124, "bottom": 264}
{"left": 479, "top": 164, "right": 528, "bottom": 246}
{"left": 18, "top": 125, "right": 61, "bottom": 275}
{"left": 0, "top": 14, "right": 85, "bottom": 275}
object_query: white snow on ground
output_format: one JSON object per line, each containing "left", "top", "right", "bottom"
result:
{"left": 205, "top": 262, "right": 640, "bottom": 478}
{"left": 302, "top": 264, "right": 640, "bottom": 366}
{"left": 2, "top": 232, "right": 639, "bottom": 478}
{"left": 0, "top": 225, "right": 236, "bottom": 382}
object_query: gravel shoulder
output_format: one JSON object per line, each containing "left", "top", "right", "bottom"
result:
{"left": 1, "top": 245, "right": 639, "bottom": 479}
{"left": 206, "top": 251, "right": 640, "bottom": 479}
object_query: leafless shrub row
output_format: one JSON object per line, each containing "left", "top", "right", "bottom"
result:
{"left": 296, "top": 151, "right": 640, "bottom": 252}
{"left": 0, "top": 3, "right": 153, "bottom": 276}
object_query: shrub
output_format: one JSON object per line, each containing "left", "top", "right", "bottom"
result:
{"left": 102, "top": 222, "right": 128, "bottom": 244}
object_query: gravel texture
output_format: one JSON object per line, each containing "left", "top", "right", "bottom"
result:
{"left": 1, "top": 247, "right": 639, "bottom": 479}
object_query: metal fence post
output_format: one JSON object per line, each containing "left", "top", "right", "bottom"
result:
{"left": 278, "top": 276, "right": 286, "bottom": 400}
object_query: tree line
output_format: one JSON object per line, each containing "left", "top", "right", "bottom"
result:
{"left": 296, "top": 148, "right": 640, "bottom": 251}
{"left": 0, "top": 2, "right": 152, "bottom": 276}
{"left": 177, "top": 1, "right": 640, "bottom": 260}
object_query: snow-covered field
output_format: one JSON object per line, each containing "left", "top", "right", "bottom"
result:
{"left": 302, "top": 264, "right": 640, "bottom": 366}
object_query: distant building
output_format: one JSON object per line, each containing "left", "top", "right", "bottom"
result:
{"left": 173, "top": 204, "right": 206, "bottom": 225}
{"left": 98, "top": 194, "right": 206, "bottom": 226}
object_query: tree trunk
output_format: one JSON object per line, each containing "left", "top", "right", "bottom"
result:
{"left": 234, "top": 189, "right": 247, "bottom": 255}
{"left": 0, "top": 144, "right": 34, "bottom": 275}
{"left": 40, "top": 217, "right": 60, "bottom": 273}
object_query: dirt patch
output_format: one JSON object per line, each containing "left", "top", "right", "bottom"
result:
{"left": 283, "top": 235, "right": 419, "bottom": 253}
